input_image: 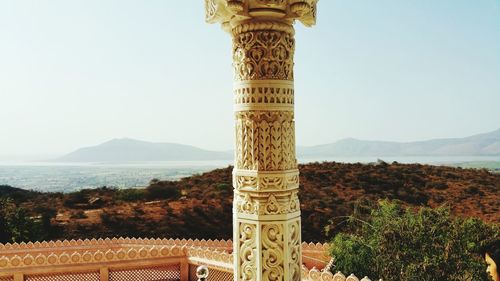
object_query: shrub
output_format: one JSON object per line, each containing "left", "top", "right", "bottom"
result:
{"left": 216, "top": 183, "right": 231, "bottom": 192}
{"left": 63, "top": 191, "right": 89, "bottom": 208}
{"left": 329, "top": 200, "right": 499, "bottom": 281}
{"left": 146, "top": 181, "right": 180, "bottom": 200}
{"left": 117, "top": 188, "right": 147, "bottom": 202}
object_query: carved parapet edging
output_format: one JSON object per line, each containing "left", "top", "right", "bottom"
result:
{"left": 0, "top": 238, "right": 323, "bottom": 254}
{"left": 185, "top": 246, "right": 234, "bottom": 273}
{"left": 0, "top": 238, "right": 233, "bottom": 252}
{"left": 0, "top": 245, "right": 184, "bottom": 270}
{"left": 301, "top": 241, "right": 330, "bottom": 253}
{"left": 301, "top": 266, "right": 376, "bottom": 281}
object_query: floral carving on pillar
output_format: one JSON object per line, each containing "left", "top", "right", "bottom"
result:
{"left": 205, "top": 1, "right": 318, "bottom": 280}
{"left": 233, "top": 30, "right": 294, "bottom": 81}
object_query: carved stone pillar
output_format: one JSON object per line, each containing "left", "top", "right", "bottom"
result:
{"left": 205, "top": 1, "right": 318, "bottom": 280}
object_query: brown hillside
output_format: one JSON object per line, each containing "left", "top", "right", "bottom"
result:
{"left": 7, "top": 162, "right": 499, "bottom": 243}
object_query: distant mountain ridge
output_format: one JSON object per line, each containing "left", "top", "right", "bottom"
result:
{"left": 299, "top": 128, "right": 500, "bottom": 157}
{"left": 55, "top": 128, "right": 500, "bottom": 162}
{"left": 55, "top": 138, "right": 232, "bottom": 162}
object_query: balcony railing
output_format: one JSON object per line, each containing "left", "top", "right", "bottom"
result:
{"left": 0, "top": 238, "right": 375, "bottom": 281}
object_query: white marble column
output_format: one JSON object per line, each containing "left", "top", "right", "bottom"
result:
{"left": 205, "top": 1, "right": 318, "bottom": 280}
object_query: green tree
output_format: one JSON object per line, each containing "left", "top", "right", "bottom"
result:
{"left": 330, "top": 200, "right": 499, "bottom": 281}
{"left": 0, "top": 198, "right": 42, "bottom": 243}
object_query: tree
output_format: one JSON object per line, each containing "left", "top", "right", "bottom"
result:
{"left": 329, "top": 200, "right": 499, "bottom": 281}
{"left": 0, "top": 198, "right": 41, "bottom": 243}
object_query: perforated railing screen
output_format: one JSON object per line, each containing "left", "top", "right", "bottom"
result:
{"left": 189, "top": 265, "right": 233, "bottom": 281}
{"left": 109, "top": 264, "right": 181, "bottom": 281}
{"left": 0, "top": 276, "right": 13, "bottom": 281}
{"left": 25, "top": 271, "right": 100, "bottom": 281}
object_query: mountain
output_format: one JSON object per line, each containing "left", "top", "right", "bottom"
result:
{"left": 299, "top": 128, "right": 500, "bottom": 157}
{"left": 55, "top": 128, "right": 500, "bottom": 162}
{"left": 55, "top": 138, "right": 232, "bottom": 162}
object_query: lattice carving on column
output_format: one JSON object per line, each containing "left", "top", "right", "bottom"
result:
{"left": 234, "top": 86, "right": 294, "bottom": 107}
{"left": 109, "top": 264, "right": 180, "bottom": 281}
{"left": 25, "top": 271, "right": 100, "bottom": 281}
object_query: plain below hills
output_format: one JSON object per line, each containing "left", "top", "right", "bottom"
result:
{"left": 53, "top": 128, "right": 500, "bottom": 163}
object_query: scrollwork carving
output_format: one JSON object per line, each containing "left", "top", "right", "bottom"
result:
{"left": 288, "top": 220, "right": 301, "bottom": 281}
{"left": 239, "top": 223, "right": 257, "bottom": 281}
{"left": 262, "top": 224, "right": 284, "bottom": 281}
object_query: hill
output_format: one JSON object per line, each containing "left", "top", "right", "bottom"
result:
{"left": 3, "top": 162, "right": 498, "bottom": 243}
{"left": 299, "top": 128, "right": 500, "bottom": 157}
{"left": 55, "top": 138, "right": 232, "bottom": 162}
{"left": 0, "top": 185, "right": 41, "bottom": 202}
{"left": 52, "top": 128, "right": 500, "bottom": 163}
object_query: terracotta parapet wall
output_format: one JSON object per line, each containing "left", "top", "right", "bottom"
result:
{"left": 0, "top": 244, "right": 184, "bottom": 271}
{"left": 0, "top": 238, "right": 326, "bottom": 255}
{"left": 0, "top": 238, "right": 337, "bottom": 280}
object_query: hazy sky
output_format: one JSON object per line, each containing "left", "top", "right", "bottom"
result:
{"left": 0, "top": 0, "right": 499, "bottom": 156}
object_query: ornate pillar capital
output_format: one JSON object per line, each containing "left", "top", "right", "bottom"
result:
{"left": 205, "top": 0, "right": 318, "bottom": 32}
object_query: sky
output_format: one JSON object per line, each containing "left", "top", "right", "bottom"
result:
{"left": 0, "top": 0, "right": 499, "bottom": 157}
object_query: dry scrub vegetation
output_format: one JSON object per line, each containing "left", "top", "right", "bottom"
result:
{"left": 1, "top": 161, "right": 498, "bottom": 243}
